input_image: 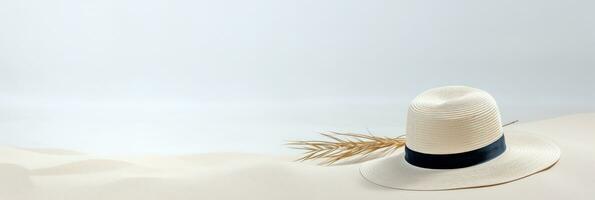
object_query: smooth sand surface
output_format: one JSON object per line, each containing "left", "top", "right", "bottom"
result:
{"left": 1, "top": 113, "right": 594, "bottom": 200}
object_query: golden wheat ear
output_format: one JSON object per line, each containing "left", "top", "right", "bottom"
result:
{"left": 286, "top": 132, "right": 406, "bottom": 165}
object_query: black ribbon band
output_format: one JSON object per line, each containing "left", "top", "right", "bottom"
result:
{"left": 404, "top": 135, "right": 506, "bottom": 169}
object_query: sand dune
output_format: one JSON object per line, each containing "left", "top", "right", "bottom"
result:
{"left": 30, "top": 159, "right": 137, "bottom": 176}
{"left": 0, "top": 163, "right": 34, "bottom": 200}
{"left": 1, "top": 113, "right": 594, "bottom": 200}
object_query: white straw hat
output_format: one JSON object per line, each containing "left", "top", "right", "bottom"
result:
{"left": 360, "top": 86, "right": 560, "bottom": 190}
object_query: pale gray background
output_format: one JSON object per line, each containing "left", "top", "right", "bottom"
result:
{"left": 1, "top": 0, "right": 593, "bottom": 154}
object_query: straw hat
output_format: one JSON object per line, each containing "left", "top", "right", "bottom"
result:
{"left": 360, "top": 86, "right": 560, "bottom": 190}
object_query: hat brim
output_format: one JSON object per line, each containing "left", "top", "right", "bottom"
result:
{"left": 360, "top": 131, "right": 561, "bottom": 190}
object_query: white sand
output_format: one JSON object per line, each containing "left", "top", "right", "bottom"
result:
{"left": 1, "top": 113, "right": 594, "bottom": 200}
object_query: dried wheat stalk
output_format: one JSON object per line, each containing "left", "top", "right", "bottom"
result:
{"left": 288, "top": 120, "right": 518, "bottom": 165}
{"left": 287, "top": 132, "right": 406, "bottom": 165}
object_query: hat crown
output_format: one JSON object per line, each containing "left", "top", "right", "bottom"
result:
{"left": 406, "top": 86, "right": 503, "bottom": 154}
